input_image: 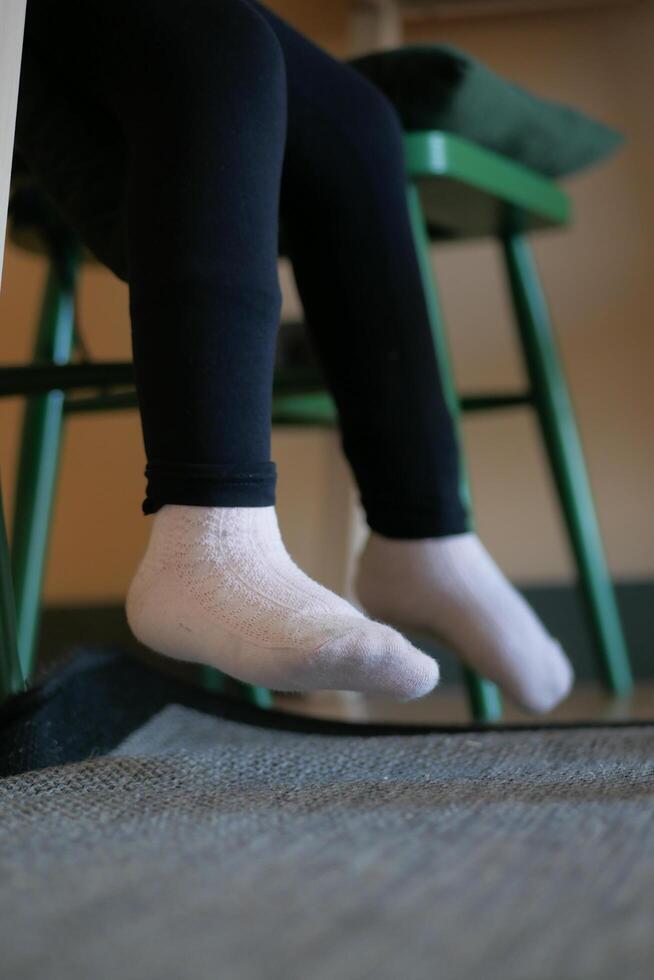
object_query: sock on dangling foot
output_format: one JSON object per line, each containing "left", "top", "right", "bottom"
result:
{"left": 353, "top": 531, "right": 574, "bottom": 714}
{"left": 126, "top": 505, "right": 439, "bottom": 699}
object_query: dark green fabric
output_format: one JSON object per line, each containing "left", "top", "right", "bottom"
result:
{"left": 349, "top": 45, "right": 623, "bottom": 178}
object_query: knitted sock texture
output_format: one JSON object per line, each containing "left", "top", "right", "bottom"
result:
{"left": 126, "top": 505, "right": 439, "bottom": 699}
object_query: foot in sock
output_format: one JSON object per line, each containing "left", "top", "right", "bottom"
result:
{"left": 353, "top": 531, "right": 574, "bottom": 714}
{"left": 126, "top": 505, "right": 439, "bottom": 699}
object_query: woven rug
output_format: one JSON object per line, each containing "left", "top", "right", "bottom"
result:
{"left": 1, "top": 704, "right": 653, "bottom": 980}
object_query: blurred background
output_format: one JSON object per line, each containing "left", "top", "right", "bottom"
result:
{"left": 1, "top": 0, "right": 652, "bottom": 719}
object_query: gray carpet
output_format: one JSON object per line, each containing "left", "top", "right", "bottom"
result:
{"left": 1, "top": 706, "right": 653, "bottom": 980}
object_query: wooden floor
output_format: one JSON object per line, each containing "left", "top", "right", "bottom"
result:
{"left": 275, "top": 683, "right": 654, "bottom": 726}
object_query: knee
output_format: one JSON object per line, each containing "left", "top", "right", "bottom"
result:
{"left": 340, "top": 66, "right": 406, "bottom": 157}
{"left": 116, "top": 0, "right": 285, "bottom": 98}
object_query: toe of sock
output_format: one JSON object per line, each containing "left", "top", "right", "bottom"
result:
{"left": 512, "top": 640, "right": 575, "bottom": 715}
{"left": 386, "top": 631, "right": 441, "bottom": 701}
{"left": 312, "top": 622, "right": 439, "bottom": 700}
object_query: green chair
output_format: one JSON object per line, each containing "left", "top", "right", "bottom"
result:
{"left": 0, "top": 129, "right": 633, "bottom": 721}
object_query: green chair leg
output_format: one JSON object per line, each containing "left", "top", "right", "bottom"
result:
{"left": 0, "top": 483, "right": 24, "bottom": 700}
{"left": 200, "top": 666, "right": 273, "bottom": 709}
{"left": 502, "top": 233, "right": 633, "bottom": 696}
{"left": 407, "top": 182, "right": 503, "bottom": 723}
{"left": 11, "top": 244, "right": 79, "bottom": 684}
{"left": 241, "top": 684, "right": 274, "bottom": 709}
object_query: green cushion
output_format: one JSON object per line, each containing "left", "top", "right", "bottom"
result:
{"left": 348, "top": 45, "right": 622, "bottom": 178}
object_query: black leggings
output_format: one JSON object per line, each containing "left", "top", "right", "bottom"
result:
{"left": 18, "top": 0, "right": 469, "bottom": 538}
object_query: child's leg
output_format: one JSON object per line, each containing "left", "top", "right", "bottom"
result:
{"left": 19, "top": 0, "right": 438, "bottom": 698}
{"left": 251, "top": 2, "right": 573, "bottom": 713}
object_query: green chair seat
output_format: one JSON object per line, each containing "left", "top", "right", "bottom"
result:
{"left": 406, "top": 131, "right": 570, "bottom": 239}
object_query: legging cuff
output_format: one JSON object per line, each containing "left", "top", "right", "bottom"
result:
{"left": 142, "top": 460, "right": 277, "bottom": 515}
{"left": 361, "top": 491, "right": 471, "bottom": 540}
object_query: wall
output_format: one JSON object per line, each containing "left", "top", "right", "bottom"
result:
{"left": 0, "top": 0, "right": 651, "bottom": 611}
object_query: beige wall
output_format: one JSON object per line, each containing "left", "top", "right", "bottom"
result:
{"left": 0, "top": 0, "right": 651, "bottom": 608}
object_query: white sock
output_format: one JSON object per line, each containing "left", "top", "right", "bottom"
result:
{"left": 353, "top": 531, "right": 574, "bottom": 714}
{"left": 126, "top": 505, "right": 439, "bottom": 699}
